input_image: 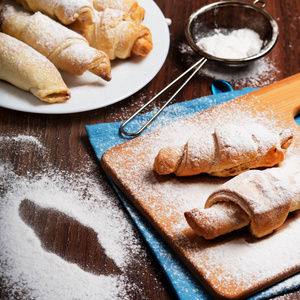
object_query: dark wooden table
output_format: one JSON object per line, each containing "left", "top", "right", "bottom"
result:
{"left": 1, "top": 0, "right": 300, "bottom": 299}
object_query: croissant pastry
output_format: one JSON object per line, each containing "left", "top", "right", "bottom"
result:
{"left": 185, "top": 168, "right": 300, "bottom": 238}
{"left": 15, "top": 0, "right": 96, "bottom": 25}
{"left": 68, "top": 8, "right": 152, "bottom": 60}
{"left": 0, "top": 32, "right": 70, "bottom": 103}
{"left": 153, "top": 123, "right": 293, "bottom": 177}
{"left": 0, "top": 5, "right": 111, "bottom": 81}
{"left": 92, "top": 0, "right": 145, "bottom": 23}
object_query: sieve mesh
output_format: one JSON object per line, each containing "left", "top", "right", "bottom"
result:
{"left": 186, "top": 0, "right": 278, "bottom": 65}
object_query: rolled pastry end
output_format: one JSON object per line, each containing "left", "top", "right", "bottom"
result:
{"left": 132, "top": 33, "right": 153, "bottom": 57}
{"left": 280, "top": 129, "right": 293, "bottom": 149}
{"left": 70, "top": 8, "right": 95, "bottom": 25}
{"left": 50, "top": 43, "right": 112, "bottom": 81}
{"left": 28, "top": 67, "right": 72, "bottom": 103}
{"left": 153, "top": 146, "right": 183, "bottom": 175}
{"left": 129, "top": 5, "right": 145, "bottom": 23}
{"left": 89, "top": 52, "right": 112, "bottom": 81}
{"left": 185, "top": 202, "right": 250, "bottom": 239}
{"left": 31, "top": 88, "right": 71, "bottom": 103}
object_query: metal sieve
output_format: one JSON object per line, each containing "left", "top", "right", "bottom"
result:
{"left": 120, "top": 0, "right": 278, "bottom": 137}
{"left": 186, "top": 0, "right": 278, "bottom": 66}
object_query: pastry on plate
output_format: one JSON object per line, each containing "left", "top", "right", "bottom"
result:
{"left": 0, "top": 32, "right": 70, "bottom": 103}
{"left": 69, "top": 8, "right": 152, "bottom": 60}
{"left": 0, "top": 5, "right": 111, "bottom": 81}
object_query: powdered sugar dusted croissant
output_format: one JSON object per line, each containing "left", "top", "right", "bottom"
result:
{"left": 0, "top": 32, "right": 70, "bottom": 103}
{"left": 92, "top": 0, "right": 145, "bottom": 23}
{"left": 0, "top": 5, "right": 111, "bottom": 81}
{"left": 68, "top": 8, "right": 152, "bottom": 60}
{"left": 185, "top": 168, "right": 300, "bottom": 238}
{"left": 154, "top": 123, "right": 293, "bottom": 177}
{"left": 15, "top": 0, "right": 96, "bottom": 25}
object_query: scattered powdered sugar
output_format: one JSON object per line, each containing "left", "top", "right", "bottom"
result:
{"left": 102, "top": 101, "right": 300, "bottom": 297}
{"left": 196, "top": 28, "right": 263, "bottom": 59}
{"left": 178, "top": 42, "right": 280, "bottom": 87}
{"left": 0, "top": 135, "right": 149, "bottom": 299}
{"left": 165, "top": 185, "right": 298, "bottom": 292}
{"left": 0, "top": 134, "right": 45, "bottom": 149}
{"left": 198, "top": 214, "right": 300, "bottom": 294}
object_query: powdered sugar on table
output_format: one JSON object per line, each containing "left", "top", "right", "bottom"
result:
{"left": 0, "top": 135, "right": 154, "bottom": 299}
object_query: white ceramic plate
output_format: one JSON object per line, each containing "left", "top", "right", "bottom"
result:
{"left": 0, "top": 0, "right": 170, "bottom": 114}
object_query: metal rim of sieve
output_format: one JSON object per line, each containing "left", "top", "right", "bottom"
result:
{"left": 185, "top": 0, "right": 279, "bottom": 65}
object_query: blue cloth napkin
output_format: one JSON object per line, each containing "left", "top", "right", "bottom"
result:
{"left": 86, "top": 88, "right": 300, "bottom": 300}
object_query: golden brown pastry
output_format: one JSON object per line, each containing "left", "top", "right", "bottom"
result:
{"left": 68, "top": 8, "right": 152, "bottom": 60}
{"left": 15, "top": 0, "right": 96, "bottom": 25}
{"left": 0, "top": 32, "right": 70, "bottom": 103}
{"left": 0, "top": 5, "right": 111, "bottom": 81}
{"left": 154, "top": 123, "right": 293, "bottom": 177}
{"left": 92, "top": 0, "right": 145, "bottom": 23}
{"left": 185, "top": 168, "right": 300, "bottom": 239}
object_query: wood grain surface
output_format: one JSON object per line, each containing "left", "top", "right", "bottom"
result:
{"left": 1, "top": 0, "right": 300, "bottom": 299}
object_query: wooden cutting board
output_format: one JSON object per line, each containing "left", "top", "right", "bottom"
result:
{"left": 101, "top": 73, "right": 300, "bottom": 299}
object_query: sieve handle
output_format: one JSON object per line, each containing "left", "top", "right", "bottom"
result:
{"left": 253, "top": 0, "right": 266, "bottom": 8}
{"left": 120, "top": 57, "right": 208, "bottom": 137}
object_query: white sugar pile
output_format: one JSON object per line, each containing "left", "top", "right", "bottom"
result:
{"left": 0, "top": 135, "right": 147, "bottom": 300}
{"left": 196, "top": 28, "right": 263, "bottom": 59}
{"left": 178, "top": 41, "right": 280, "bottom": 87}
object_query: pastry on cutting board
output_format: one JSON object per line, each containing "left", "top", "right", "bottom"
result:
{"left": 68, "top": 8, "right": 152, "bottom": 60}
{"left": 0, "top": 32, "right": 70, "bottom": 103}
{"left": 92, "top": 0, "right": 145, "bottom": 23}
{"left": 154, "top": 123, "right": 293, "bottom": 177}
{"left": 185, "top": 168, "right": 300, "bottom": 239}
{"left": 15, "top": 0, "right": 96, "bottom": 25}
{"left": 0, "top": 5, "right": 111, "bottom": 81}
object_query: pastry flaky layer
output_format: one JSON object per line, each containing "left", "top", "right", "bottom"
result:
{"left": 185, "top": 168, "right": 300, "bottom": 239}
{"left": 15, "top": 0, "right": 96, "bottom": 25}
{"left": 69, "top": 8, "right": 152, "bottom": 60}
{"left": 92, "top": 0, "right": 145, "bottom": 23}
{"left": 0, "top": 32, "right": 70, "bottom": 103}
{"left": 0, "top": 5, "right": 111, "bottom": 81}
{"left": 15, "top": 0, "right": 145, "bottom": 24}
{"left": 153, "top": 123, "right": 293, "bottom": 177}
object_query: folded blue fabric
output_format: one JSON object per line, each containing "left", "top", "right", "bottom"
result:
{"left": 86, "top": 88, "right": 300, "bottom": 300}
